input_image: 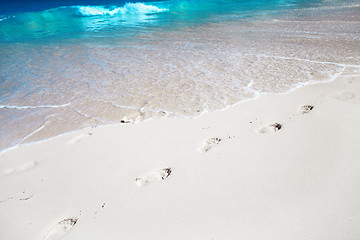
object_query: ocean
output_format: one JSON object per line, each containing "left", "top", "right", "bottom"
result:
{"left": 0, "top": 0, "right": 359, "bottom": 150}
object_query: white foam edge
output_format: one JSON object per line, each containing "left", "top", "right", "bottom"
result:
{"left": 74, "top": 3, "right": 169, "bottom": 17}
{"left": 0, "top": 103, "right": 70, "bottom": 110}
{"left": 2, "top": 68, "right": 360, "bottom": 155}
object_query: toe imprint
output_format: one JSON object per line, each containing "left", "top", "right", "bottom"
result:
{"left": 158, "top": 168, "right": 172, "bottom": 180}
{"left": 200, "top": 137, "right": 222, "bottom": 152}
{"left": 135, "top": 168, "right": 172, "bottom": 187}
{"left": 257, "top": 123, "right": 282, "bottom": 133}
{"left": 299, "top": 105, "right": 314, "bottom": 114}
{"left": 42, "top": 218, "right": 78, "bottom": 240}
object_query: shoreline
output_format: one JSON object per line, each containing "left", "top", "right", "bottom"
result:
{"left": 1, "top": 0, "right": 359, "bottom": 150}
{"left": 1, "top": 62, "right": 357, "bottom": 155}
{"left": 1, "top": 67, "right": 359, "bottom": 239}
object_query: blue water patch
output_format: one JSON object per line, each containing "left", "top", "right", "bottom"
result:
{"left": 0, "top": 0, "right": 323, "bottom": 43}
{"left": 0, "top": 2, "right": 171, "bottom": 42}
{"left": 0, "top": 0, "right": 156, "bottom": 14}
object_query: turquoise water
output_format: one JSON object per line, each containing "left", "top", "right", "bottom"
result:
{"left": 0, "top": 0, "right": 322, "bottom": 43}
{"left": 1, "top": 0, "right": 359, "bottom": 151}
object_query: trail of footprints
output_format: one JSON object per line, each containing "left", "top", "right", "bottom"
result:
{"left": 39, "top": 104, "right": 314, "bottom": 239}
{"left": 256, "top": 104, "right": 314, "bottom": 134}
{"left": 41, "top": 168, "right": 173, "bottom": 238}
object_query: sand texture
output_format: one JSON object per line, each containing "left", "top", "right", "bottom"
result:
{"left": 1, "top": 71, "right": 360, "bottom": 239}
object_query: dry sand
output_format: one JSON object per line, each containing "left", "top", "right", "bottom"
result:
{"left": 0, "top": 68, "right": 359, "bottom": 239}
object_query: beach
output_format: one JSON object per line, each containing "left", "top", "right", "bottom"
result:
{"left": 1, "top": 0, "right": 360, "bottom": 239}
{"left": 1, "top": 0, "right": 359, "bottom": 151}
{"left": 1, "top": 66, "right": 360, "bottom": 240}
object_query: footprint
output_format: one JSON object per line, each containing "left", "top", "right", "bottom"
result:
{"left": 199, "top": 138, "right": 222, "bottom": 152}
{"left": 135, "top": 168, "right": 172, "bottom": 187}
{"left": 257, "top": 123, "right": 282, "bottom": 133}
{"left": 3, "top": 161, "right": 37, "bottom": 175}
{"left": 19, "top": 195, "right": 33, "bottom": 201}
{"left": 334, "top": 92, "right": 355, "bottom": 101}
{"left": 67, "top": 132, "right": 92, "bottom": 145}
{"left": 298, "top": 105, "right": 314, "bottom": 114}
{"left": 42, "top": 218, "right": 78, "bottom": 240}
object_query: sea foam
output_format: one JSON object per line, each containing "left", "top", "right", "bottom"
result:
{"left": 75, "top": 3, "right": 169, "bottom": 17}
{"left": 0, "top": 103, "right": 70, "bottom": 110}
{"left": 0, "top": 16, "right": 14, "bottom": 22}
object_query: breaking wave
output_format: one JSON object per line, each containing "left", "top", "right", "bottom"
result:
{"left": 75, "top": 3, "right": 169, "bottom": 16}
{"left": 0, "top": 2, "right": 170, "bottom": 41}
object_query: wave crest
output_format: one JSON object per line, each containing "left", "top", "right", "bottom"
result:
{"left": 76, "top": 3, "right": 169, "bottom": 17}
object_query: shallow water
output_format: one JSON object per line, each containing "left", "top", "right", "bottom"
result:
{"left": 0, "top": 0, "right": 360, "bottom": 150}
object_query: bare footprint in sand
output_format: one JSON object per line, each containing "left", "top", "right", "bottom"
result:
{"left": 67, "top": 132, "right": 92, "bottom": 145}
{"left": 298, "top": 105, "right": 314, "bottom": 114}
{"left": 257, "top": 123, "right": 282, "bottom": 133}
{"left": 135, "top": 168, "right": 172, "bottom": 187}
{"left": 42, "top": 218, "right": 78, "bottom": 240}
{"left": 3, "top": 161, "right": 37, "bottom": 175}
{"left": 199, "top": 137, "right": 222, "bottom": 152}
{"left": 334, "top": 92, "right": 355, "bottom": 101}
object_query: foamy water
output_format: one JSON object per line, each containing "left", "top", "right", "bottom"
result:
{"left": 1, "top": 0, "right": 360, "bottom": 150}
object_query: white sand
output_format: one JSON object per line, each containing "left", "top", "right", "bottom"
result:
{"left": 0, "top": 70, "right": 359, "bottom": 239}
